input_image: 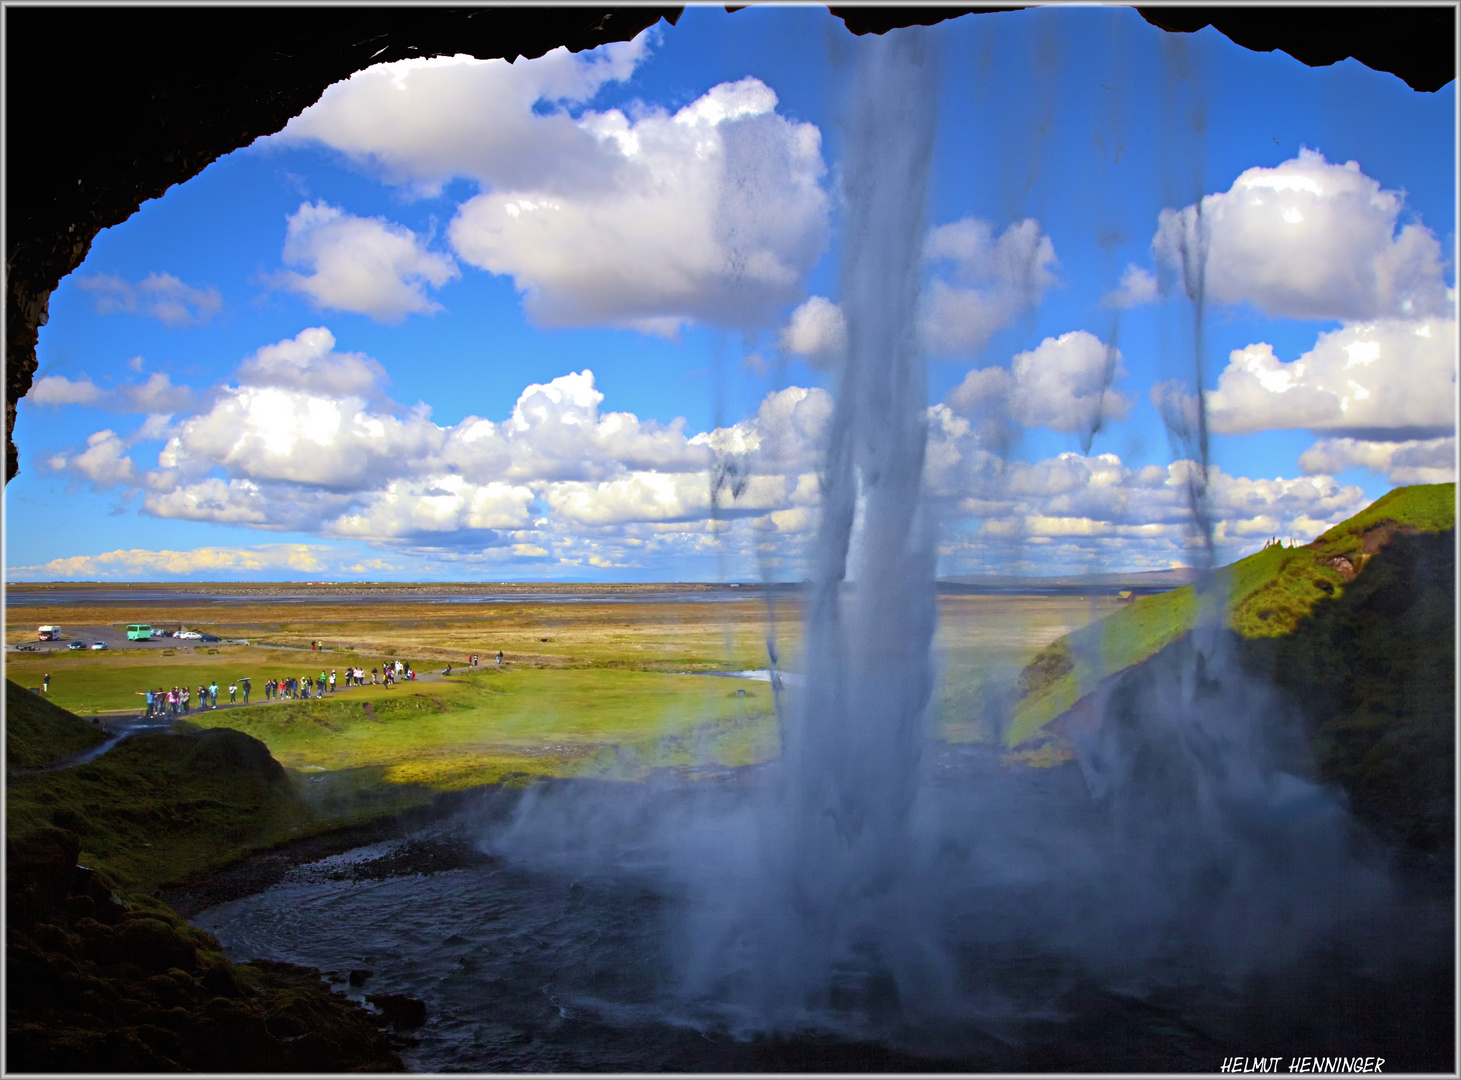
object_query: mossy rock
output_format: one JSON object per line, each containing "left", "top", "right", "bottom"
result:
{"left": 5, "top": 823, "right": 405, "bottom": 1072}
{"left": 184, "top": 727, "right": 290, "bottom": 788}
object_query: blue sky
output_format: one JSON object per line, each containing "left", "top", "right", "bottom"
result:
{"left": 8, "top": 6, "right": 1455, "bottom": 582}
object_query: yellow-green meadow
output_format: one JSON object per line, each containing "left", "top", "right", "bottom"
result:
{"left": 7, "top": 589, "right": 1119, "bottom": 798}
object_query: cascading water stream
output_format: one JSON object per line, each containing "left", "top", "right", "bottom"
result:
{"left": 696, "top": 28, "right": 946, "bottom": 1029}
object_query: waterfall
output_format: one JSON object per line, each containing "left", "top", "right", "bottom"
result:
{"left": 733, "top": 27, "right": 946, "bottom": 1026}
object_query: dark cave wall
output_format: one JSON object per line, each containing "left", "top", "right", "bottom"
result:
{"left": 5, "top": 5, "right": 1453, "bottom": 484}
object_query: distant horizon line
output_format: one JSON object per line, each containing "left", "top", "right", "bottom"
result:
{"left": 5, "top": 568, "right": 1203, "bottom": 588}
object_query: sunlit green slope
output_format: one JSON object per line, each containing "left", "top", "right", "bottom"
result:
{"left": 1009, "top": 483, "right": 1457, "bottom": 747}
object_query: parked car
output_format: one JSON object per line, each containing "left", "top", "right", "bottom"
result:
{"left": 90, "top": 641, "right": 107, "bottom": 650}
{"left": 67, "top": 641, "right": 86, "bottom": 651}
{"left": 176, "top": 631, "right": 203, "bottom": 639}
{"left": 198, "top": 634, "right": 223, "bottom": 643}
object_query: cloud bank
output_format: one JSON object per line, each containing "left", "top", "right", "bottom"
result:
{"left": 280, "top": 40, "right": 830, "bottom": 335}
{"left": 30, "top": 321, "right": 1390, "bottom": 579}
{"left": 77, "top": 272, "right": 223, "bottom": 326}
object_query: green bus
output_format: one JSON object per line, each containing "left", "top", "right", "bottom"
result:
{"left": 126, "top": 624, "right": 153, "bottom": 641}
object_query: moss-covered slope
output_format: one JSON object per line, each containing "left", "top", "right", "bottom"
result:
{"left": 1012, "top": 483, "right": 1456, "bottom": 747}
{"left": 1237, "top": 528, "right": 1454, "bottom": 849}
{"left": 5, "top": 688, "right": 412, "bottom": 1071}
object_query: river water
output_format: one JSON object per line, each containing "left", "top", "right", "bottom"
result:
{"left": 190, "top": 750, "right": 1453, "bottom": 1072}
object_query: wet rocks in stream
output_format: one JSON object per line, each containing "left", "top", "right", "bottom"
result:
{"left": 304, "top": 835, "right": 498, "bottom": 885}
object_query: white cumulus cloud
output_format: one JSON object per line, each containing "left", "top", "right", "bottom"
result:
{"left": 235, "top": 326, "right": 389, "bottom": 398}
{"left": 10, "top": 544, "right": 330, "bottom": 581}
{"left": 29, "top": 371, "right": 195, "bottom": 413}
{"left": 946, "top": 330, "right": 1130, "bottom": 439}
{"left": 931, "top": 441, "right": 1370, "bottom": 572}
{"left": 1102, "top": 263, "right": 1160, "bottom": 309}
{"left": 780, "top": 296, "right": 846, "bottom": 367}
{"left": 47, "top": 429, "right": 137, "bottom": 488}
{"left": 279, "top": 41, "right": 829, "bottom": 335}
{"left": 279, "top": 41, "right": 650, "bottom": 196}
{"left": 921, "top": 217, "right": 1058, "bottom": 355}
{"left": 1153, "top": 148, "right": 1450, "bottom": 321}
{"left": 1202, "top": 316, "right": 1456, "bottom": 438}
{"left": 132, "top": 326, "right": 830, "bottom": 550}
{"left": 30, "top": 375, "right": 102, "bottom": 407}
{"left": 331, "top": 477, "right": 536, "bottom": 543}
{"left": 273, "top": 202, "right": 459, "bottom": 323}
{"left": 448, "top": 77, "right": 828, "bottom": 334}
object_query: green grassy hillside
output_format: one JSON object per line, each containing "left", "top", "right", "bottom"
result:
{"left": 1010, "top": 483, "right": 1456, "bottom": 748}
{"left": 6, "top": 680, "right": 109, "bottom": 768}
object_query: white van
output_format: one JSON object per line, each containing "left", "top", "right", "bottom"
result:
{"left": 37, "top": 625, "right": 62, "bottom": 641}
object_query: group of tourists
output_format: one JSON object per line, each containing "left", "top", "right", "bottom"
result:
{"left": 128, "top": 654, "right": 447, "bottom": 718}
{"left": 136, "top": 679, "right": 248, "bottom": 718}
{"left": 264, "top": 672, "right": 331, "bottom": 700}
{"left": 371, "top": 660, "right": 416, "bottom": 686}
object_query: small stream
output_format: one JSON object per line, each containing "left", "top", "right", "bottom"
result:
{"left": 15, "top": 715, "right": 177, "bottom": 774}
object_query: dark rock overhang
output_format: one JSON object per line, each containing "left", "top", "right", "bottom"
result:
{"left": 5, "top": 5, "right": 1454, "bottom": 483}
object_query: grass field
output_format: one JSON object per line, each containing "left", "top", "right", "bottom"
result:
{"left": 7, "top": 591, "right": 1120, "bottom": 787}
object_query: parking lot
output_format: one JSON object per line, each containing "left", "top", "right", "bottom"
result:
{"left": 7, "top": 627, "right": 232, "bottom": 654}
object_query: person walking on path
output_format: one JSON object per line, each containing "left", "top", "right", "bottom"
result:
{"left": 329, "top": 670, "right": 336, "bottom": 693}
{"left": 42, "top": 673, "right": 50, "bottom": 694}
{"left": 209, "top": 681, "right": 219, "bottom": 709}
{"left": 496, "top": 651, "right": 503, "bottom": 667}
{"left": 241, "top": 679, "right": 251, "bottom": 704}
{"left": 229, "top": 683, "right": 237, "bottom": 704}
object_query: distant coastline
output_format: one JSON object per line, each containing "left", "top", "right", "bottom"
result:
{"left": 5, "top": 570, "right": 1201, "bottom": 604}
